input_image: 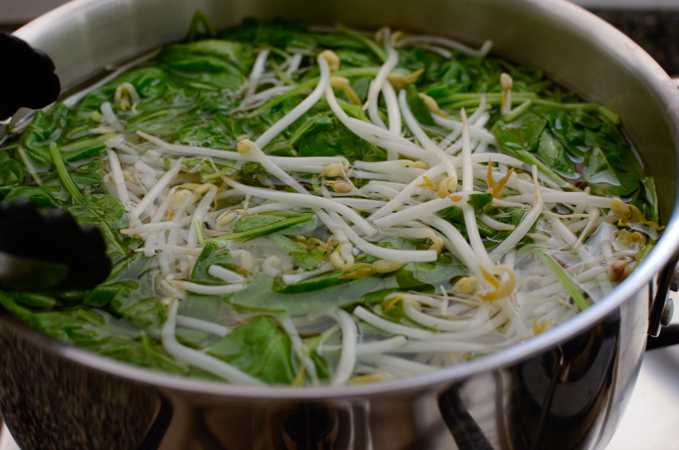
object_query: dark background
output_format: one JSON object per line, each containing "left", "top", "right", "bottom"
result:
{"left": 592, "top": 9, "right": 679, "bottom": 75}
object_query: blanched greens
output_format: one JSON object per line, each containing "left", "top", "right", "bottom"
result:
{"left": 0, "top": 16, "right": 660, "bottom": 386}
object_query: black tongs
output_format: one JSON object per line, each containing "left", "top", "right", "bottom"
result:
{"left": 0, "top": 35, "right": 109, "bottom": 292}
{"left": 0, "top": 32, "right": 60, "bottom": 122}
{"left": 0, "top": 200, "right": 111, "bottom": 291}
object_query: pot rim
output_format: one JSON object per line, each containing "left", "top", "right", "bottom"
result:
{"left": 6, "top": 0, "right": 679, "bottom": 400}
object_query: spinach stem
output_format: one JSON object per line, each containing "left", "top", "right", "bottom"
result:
{"left": 194, "top": 220, "right": 206, "bottom": 245}
{"left": 438, "top": 92, "right": 536, "bottom": 106}
{"left": 17, "top": 145, "right": 43, "bottom": 186}
{"left": 61, "top": 133, "right": 116, "bottom": 152}
{"left": 302, "top": 324, "right": 341, "bottom": 352}
{"left": 269, "top": 59, "right": 296, "bottom": 86}
{"left": 187, "top": 11, "right": 216, "bottom": 41}
{"left": 534, "top": 248, "right": 589, "bottom": 311}
{"left": 445, "top": 96, "right": 535, "bottom": 110}
{"left": 503, "top": 99, "right": 533, "bottom": 122}
{"left": 287, "top": 116, "right": 322, "bottom": 146}
{"left": 336, "top": 24, "right": 388, "bottom": 62}
{"left": 259, "top": 43, "right": 292, "bottom": 60}
{"left": 532, "top": 99, "right": 621, "bottom": 124}
{"left": 207, "top": 213, "right": 315, "bottom": 243}
{"left": 514, "top": 149, "right": 571, "bottom": 188}
{"left": 49, "top": 142, "right": 85, "bottom": 203}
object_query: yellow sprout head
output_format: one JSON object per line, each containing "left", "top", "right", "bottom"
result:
{"left": 237, "top": 139, "right": 254, "bottom": 155}
{"left": 320, "top": 50, "right": 341, "bottom": 72}
{"left": 329, "top": 76, "right": 361, "bottom": 105}
{"left": 418, "top": 93, "right": 448, "bottom": 118}
{"left": 387, "top": 69, "right": 424, "bottom": 91}
{"left": 500, "top": 72, "right": 514, "bottom": 114}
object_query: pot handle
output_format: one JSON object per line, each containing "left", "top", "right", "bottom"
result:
{"left": 647, "top": 252, "right": 678, "bottom": 338}
{"left": 646, "top": 77, "right": 679, "bottom": 340}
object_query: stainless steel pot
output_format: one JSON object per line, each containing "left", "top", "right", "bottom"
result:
{"left": 2, "top": 0, "right": 679, "bottom": 449}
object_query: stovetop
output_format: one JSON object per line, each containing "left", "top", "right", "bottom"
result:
{"left": 1, "top": 3, "right": 679, "bottom": 449}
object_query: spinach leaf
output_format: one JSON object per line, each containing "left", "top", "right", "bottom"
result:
{"left": 437, "top": 205, "right": 464, "bottom": 223}
{"left": 290, "top": 246, "right": 326, "bottom": 271}
{"left": 3, "top": 291, "right": 56, "bottom": 309}
{"left": 3, "top": 183, "right": 63, "bottom": 209}
{"left": 188, "top": 241, "right": 237, "bottom": 285}
{"left": 395, "top": 255, "right": 467, "bottom": 291}
{"left": 175, "top": 121, "right": 238, "bottom": 149}
{"left": 207, "top": 316, "right": 296, "bottom": 384}
{"left": 297, "top": 116, "right": 386, "bottom": 163}
{"left": 105, "top": 281, "right": 166, "bottom": 330}
{"left": 582, "top": 125, "right": 641, "bottom": 196}
{"left": 424, "top": 60, "right": 472, "bottom": 97}
{"left": 406, "top": 84, "right": 435, "bottom": 126}
{"left": 461, "top": 56, "right": 504, "bottom": 93}
{"left": 309, "top": 33, "right": 373, "bottom": 51}
{"left": 583, "top": 146, "right": 620, "bottom": 186}
{"left": 62, "top": 143, "right": 106, "bottom": 163}
{"left": 158, "top": 40, "right": 254, "bottom": 74}
{"left": 234, "top": 212, "right": 307, "bottom": 232}
{"left": 491, "top": 112, "right": 547, "bottom": 154}
{"left": 268, "top": 233, "right": 307, "bottom": 253}
{"left": 273, "top": 271, "right": 345, "bottom": 295}
{"left": 468, "top": 193, "right": 493, "bottom": 214}
{"left": 537, "top": 131, "right": 577, "bottom": 178}
{"left": 65, "top": 277, "right": 164, "bottom": 332}
{"left": 157, "top": 48, "right": 245, "bottom": 90}
{"left": 309, "top": 349, "right": 332, "bottom": 380}
{"left": 225, "top": 273, "right": 388, "bottom": 313}
{"left": 510, "top": 208, "right": 528, "bottom": 226}
{"left": 0, "top": 152, "right": 25, "bottom": 197}
{"left": 0, "top": 295, "right": 184, "bottom": 374}
{"left": 586, "top": 125, "right": 638, "bottom": 172}
{"left": 126, "top": 107, "right": 199, "bottom": 136}
{"left": 535, "top": 107, "right": 587, "bottom": 159}
{"left": 572, "top": 111, "right": 602, "bottom": 130}
{"left": 20, "top": 103, "right": 69, "bottom": 166}
{"left": 333, "top": 50, "right": 377, "bottom": 68}
{"left": 214, "top": 212, "right": 315, "bottom": 242}
{"left": 396, "top": 48, "right": 442, "bottom": 82}
{"left": 510, "top": 65, "right": 545, "bottom": 85}
{"left": 105, "top": 252, "right": 149, "bottom": 284}
{"left": 220, "top": 18, "right": 314, "bottom": 52}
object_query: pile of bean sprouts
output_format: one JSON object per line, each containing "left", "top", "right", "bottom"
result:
{"left": 74, "top": 27, "right": 655, "bottom": 386}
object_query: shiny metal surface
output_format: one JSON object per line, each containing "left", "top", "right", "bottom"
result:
{"left": 670, "top": 259, "right": 679, "bottom": 291}
{"left": 1, "top": 0, "right": 678, "bottom": 449}
{"left": 661, "top": 298, "right": 674, "bottom": 326}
